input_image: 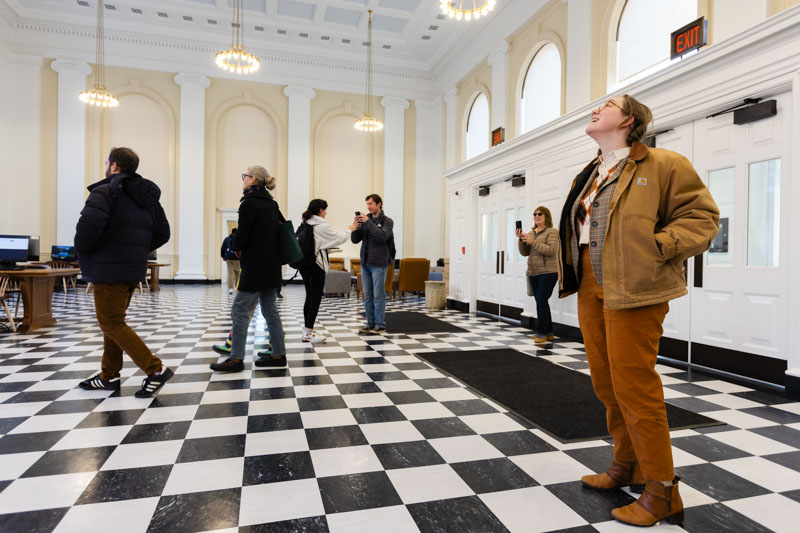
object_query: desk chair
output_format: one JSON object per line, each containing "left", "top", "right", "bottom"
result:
{"left": 0, "top": 276, "right": 17, "bottom": 332}
{"left": 47, "top": 261, "right": 77, "bottom": 293}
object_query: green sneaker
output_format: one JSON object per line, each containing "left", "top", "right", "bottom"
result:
{"left": 212, "top": 343, "right": 231, "bottom": 356}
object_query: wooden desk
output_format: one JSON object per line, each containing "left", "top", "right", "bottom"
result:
{"left": 0, "top": 267, "right": 80, "bottom": 332}
{"left": 147, "top": 262, "right": 170, "bottom": 292}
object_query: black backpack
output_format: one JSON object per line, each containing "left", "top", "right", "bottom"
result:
{"left": 289, "top": 222, "right": 317, "bottom": 270}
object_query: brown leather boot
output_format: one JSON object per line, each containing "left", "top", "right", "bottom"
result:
{"left": 581, "top": 461, "right": 645, "bottom": 493}
{"left": 612, "top": 477, "right": 684, "bottom": 527}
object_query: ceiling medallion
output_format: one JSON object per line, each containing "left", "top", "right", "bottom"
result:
{"left": 79, "top": 1, "right": 118, "bottom": 108}
{"left": 215, "top": 0, "right": 260, "bottom": 74}
{"left": 354, "top": 10, "right": 383, "bottom": 133}
{"left": 439, "top": 0, "right": 498, "bottom": 21}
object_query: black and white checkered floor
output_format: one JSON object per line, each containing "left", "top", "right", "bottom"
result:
{"left": 1, "top": 285, "right": 799, "bottom": 532}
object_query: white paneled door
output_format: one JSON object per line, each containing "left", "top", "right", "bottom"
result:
{"left": 476, "top": 181, "right": 528, "bottom": 318}
{"left": 690, "top": 92, "right": 791, "bottom": 364}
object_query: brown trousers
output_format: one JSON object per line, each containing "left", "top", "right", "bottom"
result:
{"left": 577, "top": 247, "right": 674, "bottom": 481}
{"left": 93, "top": 282, "right": 162, "bottom": 379}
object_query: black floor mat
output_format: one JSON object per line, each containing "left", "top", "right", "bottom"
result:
{"left": 418, "top": 348, "right": 723, "bottom": 443}
{"left": 385, "top": 311, "right": 467, "bottom": 333}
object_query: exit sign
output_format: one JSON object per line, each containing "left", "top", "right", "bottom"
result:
{"left": 491, "top": 127, "right": 505, "bottom": 147}
{"left": 671, "top": 17, "right": 708, "bottom": 59}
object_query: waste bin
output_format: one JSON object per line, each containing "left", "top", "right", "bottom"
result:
{"left": 425, "top": 280, "right": 446, "bottom": 310}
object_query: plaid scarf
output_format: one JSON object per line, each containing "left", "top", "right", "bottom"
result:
{"left": 576, "top": 163, "right": 619, "bottom": 224}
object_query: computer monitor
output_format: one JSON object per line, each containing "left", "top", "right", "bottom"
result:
{"left": 0, "top": 235, "right": 30, "bottom": 268}
{"left": 51, "top": 245, "right": 76, "bottom": 262}
{"left": 28, "top": 236, "right": 40, "bottom": 262}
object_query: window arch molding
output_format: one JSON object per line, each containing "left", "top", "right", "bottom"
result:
{"left": 462, "top": 86, "right": 491, "bottom": 161}
{"left": 606, "top": 0, "right": 697, "bottom": 91}
{"left": 513, "top": 33, "right": 565, "bottom": 136}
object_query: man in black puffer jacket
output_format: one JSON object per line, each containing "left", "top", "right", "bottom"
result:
{"left": 74, "top": 147, "right": 173, "bottom": 398}
{"left": 209, "top": 165, "right": 287, "bottom": 373}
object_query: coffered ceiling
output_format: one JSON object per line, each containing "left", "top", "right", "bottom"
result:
{"left": 1, "top": 0, "right": 548, "bottom": 98}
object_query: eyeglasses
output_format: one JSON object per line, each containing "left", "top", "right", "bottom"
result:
{"left": 594, "top": 100, "right": 624, "bottom": 113}
{"left": 533, "top": 212, "right": 544, "bottom": 217}
{"left": 241, "top": 173, "right": 253, "bottom": 181}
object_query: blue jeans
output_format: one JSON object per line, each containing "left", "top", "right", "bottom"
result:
{"left": 529, "top": 273, "right": 558, "bottom": 336}
{"left": 361, "top": 265, "right": 387, "bottom": 328}
{"left": 230, "top": 288, "right": 285, "bottom": 358}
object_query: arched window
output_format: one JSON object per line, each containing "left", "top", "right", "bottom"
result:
{"left": 614, "top": 0, "right": 696, "bottom": 88}
{"left": 519, "top": 42, "right": 561, "bottom": 134}
{"left": 465, "top": 93, "right": 490, "bottom": 160}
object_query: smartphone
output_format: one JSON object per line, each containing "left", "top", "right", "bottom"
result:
{"left": 515, "top": 220, "right": 522, "bottom": 230}
{"left": 355, "top": 211, "right": 361, "bottom": 216}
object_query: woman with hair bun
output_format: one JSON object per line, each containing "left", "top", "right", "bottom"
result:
{"left": 299, "top": 199, "right": 357, "bottom": 343}
{"left": 558, "top": 94, "right": 719, "bottom": 527}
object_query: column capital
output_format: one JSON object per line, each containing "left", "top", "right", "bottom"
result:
{"left": 50, "top": 59, "right": 92, "bottom": 76}
{"left": 283, "top": 86, "right": 316, "bottom": 100}
{"left": 487, "top": 41, "right": 510, "bottom": 65}
{"left": 174, "top": 73, "right": 211, "bottom": 88}
{"left": 442, "top": 86, "right": 459, "bottom": 103}
{"left": 381, "top": 96, "right": 410, "bottom": 110}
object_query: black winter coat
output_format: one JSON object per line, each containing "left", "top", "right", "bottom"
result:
{"left": 232, "top": 186, "right": 282, "bottom": 291}
{"left": 221, "top": 235, "right": 238, "bottom": 260}
{"left": 74, "top": 172, "right": 170, "bottom": 283}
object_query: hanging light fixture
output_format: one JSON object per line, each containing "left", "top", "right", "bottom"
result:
{"left": 354, "top": 10, "right": 383, "bottom": 132}
{"left": 439, "top": 0, "right": 497, "bottom": 21}
{"left": 215, "top": 0, "right": 260, "bottom": 74}
{"left": 79, "top": 1, "right": 118, "bottom": 108}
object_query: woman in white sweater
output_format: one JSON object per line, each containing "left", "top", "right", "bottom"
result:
{"left": 299, "top": 199, "right": 357, "bottom": 343}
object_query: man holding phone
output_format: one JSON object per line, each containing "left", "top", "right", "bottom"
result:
{"left": 351, "top": 194, "right": 394, "bottom": 334}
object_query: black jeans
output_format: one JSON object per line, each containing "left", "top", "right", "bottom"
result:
{"left": 301, "top": 264, "right": 326, "bottom": 329}
{"left": 529, "top": 272, "right": 558, "bottom": 336}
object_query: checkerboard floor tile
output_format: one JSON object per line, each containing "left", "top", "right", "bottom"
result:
{"left": 1, "top": 284, "right": 799, "bottom": 532}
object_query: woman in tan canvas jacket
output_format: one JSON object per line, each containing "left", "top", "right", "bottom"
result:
{"left": 516, "top": 206, "right": 559, "bottom": 344}
{"left": 557, "top": 94, "right": 719, "bottom": 527}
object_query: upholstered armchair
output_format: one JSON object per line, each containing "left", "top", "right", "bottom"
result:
{"left": 396, "top": 258, "right": 430, "bottom": 300}
{"left": 328, "top": 257, "right": 346, "bottom": 271}
{"left": 323, "top": 269, "right": 351, "bottom": 297}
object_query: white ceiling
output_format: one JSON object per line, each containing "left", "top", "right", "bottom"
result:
{"left": 4, "top": 0, "right": 496, "bottom": 70}
{"left": 1, "top": 0, "right": 550, "bottom": 99}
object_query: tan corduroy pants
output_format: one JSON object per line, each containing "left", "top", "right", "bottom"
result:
{"left": 577, "top": 246, "right": 674, "bottom": 481}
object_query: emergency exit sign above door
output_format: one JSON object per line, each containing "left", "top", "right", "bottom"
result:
{"left": 671, "top": 17, "right": 708, "bottom": 59}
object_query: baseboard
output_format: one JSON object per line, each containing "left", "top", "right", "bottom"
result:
{"left": 446, "top": 299, "right": 469, "bottom": 313}
{"left": 691, "top": 342, "right": 787, "bottom": 386}
{"left": 786, "top": 373, "right": 800, "bottom": 400}
{"left": 659, "top": 337, "right": 689, "bottom": 362}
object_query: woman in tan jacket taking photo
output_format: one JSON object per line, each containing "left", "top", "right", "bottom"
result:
{"left": 516, "top": 206, "right": 559, "bottom": 344}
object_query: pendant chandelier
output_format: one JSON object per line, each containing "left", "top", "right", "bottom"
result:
{"left": 215, "top": 0, "right": 260, "bottom": 74}
{"left": 439, "top": 0, "right": 497, "bottom": 21}
{"left": 79, "top": 1, "right": 118, "bottom": 108}
{"left": 354, "top": 10, "right": 383, "bottom": 132}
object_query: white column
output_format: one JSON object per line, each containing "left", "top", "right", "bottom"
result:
{"left": 414, "top": 99, "right": 444, "bottom": 260}
{"left": 173, "top": 73, "right": 210, "bottom": 280}
{"left": 283, "top": 86, "right": 316, "bottom": 227}
{"left": 487, "top": 42, "right": 510, "bottom": 131}
{"left": 50, "top": 60, "right": 92, "bottom": 246}
{"left": 787, "top": 69, "right": 800, "bottom": 397}
{"left": 380, "top": 96, "right": 410, "bottom": 258}
{"left": 566, "top": 0, "right": 593, "bottom": 112}
{"left": 443, "top": 86, "right": 458, "bottom": 170}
